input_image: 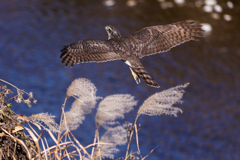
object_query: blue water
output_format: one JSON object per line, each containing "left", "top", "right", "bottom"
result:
{"left": 0, "top": 0, "right": 240, "bottom": 159}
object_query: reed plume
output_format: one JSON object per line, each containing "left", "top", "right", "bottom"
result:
{"left": 96, "top": 94, "right": 137, "bottom": 129}
{"left": 94, "top": 126, "right": 126, "bottom": 159}
{"left": 138, "top": 83, "right": 189, "bottom": 117}
{"left": 62, "top": 78, "right": 100, "bottom": 131}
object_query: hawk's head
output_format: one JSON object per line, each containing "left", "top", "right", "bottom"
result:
{"left": 105, "top": 25, "right": 122, "bottom": 40}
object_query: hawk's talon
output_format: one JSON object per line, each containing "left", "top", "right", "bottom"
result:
{"left": 129, "top": 67, "right": 141, "bottom": 84}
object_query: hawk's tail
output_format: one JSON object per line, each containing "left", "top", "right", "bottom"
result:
{"left": 132, "top": 67, "right": 160, "bottom": 88}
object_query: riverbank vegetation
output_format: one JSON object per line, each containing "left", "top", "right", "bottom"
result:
{"left": 0, "top": 78, "right": 188, "bottom": 159}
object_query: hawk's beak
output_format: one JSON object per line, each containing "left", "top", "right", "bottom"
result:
{"left": 105, "top": 26, "right": 110, "bottom": 31}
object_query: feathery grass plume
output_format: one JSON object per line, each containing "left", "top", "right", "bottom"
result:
{"left": 67, "top": 78, "right": 98, "bottom": 105}
{"left": 125, "top": 83, "right": 189, "bottom": 159}
{"left": 96, "top": 94, "right": 137, "bottom": 129}
{"left": 29, "top": 113, "right": 59, "bottom": 133}
{"left": 62, "top": 78, "right": 100, "bottom": 131}
{"left": 94, "top": 126, "right": 127, "bottom": 159}
{"left": 138, "top": 83, "right": 189, "bottom": 117}
{"left": 64, "top": 99, "right": 92, "bottom": 131}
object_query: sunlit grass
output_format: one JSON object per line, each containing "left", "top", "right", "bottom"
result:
{"left": 0, "top": 78, "right": 188, "bottom": 159}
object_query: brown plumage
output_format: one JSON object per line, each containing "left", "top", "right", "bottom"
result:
{"left": 60, "top": 21, "right": 204, "bottom": 88}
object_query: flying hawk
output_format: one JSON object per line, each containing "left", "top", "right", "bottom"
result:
{"left": 60, "top": 21, "right": 204, "bottom": 88}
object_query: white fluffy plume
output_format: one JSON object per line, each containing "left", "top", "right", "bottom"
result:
{"left": 96, "top": 94, "right": 137, "bottom": 129}
{"left": 138, "top": 83, "right": 189, "bottom": 117}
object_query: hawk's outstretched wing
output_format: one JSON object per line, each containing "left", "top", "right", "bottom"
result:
{"left": 128, "top": 21, "right": 204, "bottom": 58}
{"left": 60, "top": 40, "right": 121, "bottom": 67}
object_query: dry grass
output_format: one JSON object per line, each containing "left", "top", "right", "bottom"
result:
{"left": 0, "top": 78, "right": 189, "bottom": 160}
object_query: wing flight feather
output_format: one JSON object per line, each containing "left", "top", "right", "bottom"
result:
{"left": 128, "top": 21, "right": 204, "bottom": 58}
{"left": 60, "top": 40, "right": 121, "bottom": 67}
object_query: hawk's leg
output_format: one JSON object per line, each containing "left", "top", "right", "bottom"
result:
{"left": 129, "top": 67, "right": 141, "bottom": 84}
{"left": 126, "top": 57, "right": 160, "bottom": 88}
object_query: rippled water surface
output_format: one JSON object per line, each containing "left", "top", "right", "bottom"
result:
{"left": 0, "top": 0, "right": 240, "bottom": 159}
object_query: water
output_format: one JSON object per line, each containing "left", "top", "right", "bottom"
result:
{"left": 0, "top": 0, "right": 239, "bottom": 159}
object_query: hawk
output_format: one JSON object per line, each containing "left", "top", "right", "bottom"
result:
{"left": 60, "top": 21, "right": 204, "bottom": 88}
